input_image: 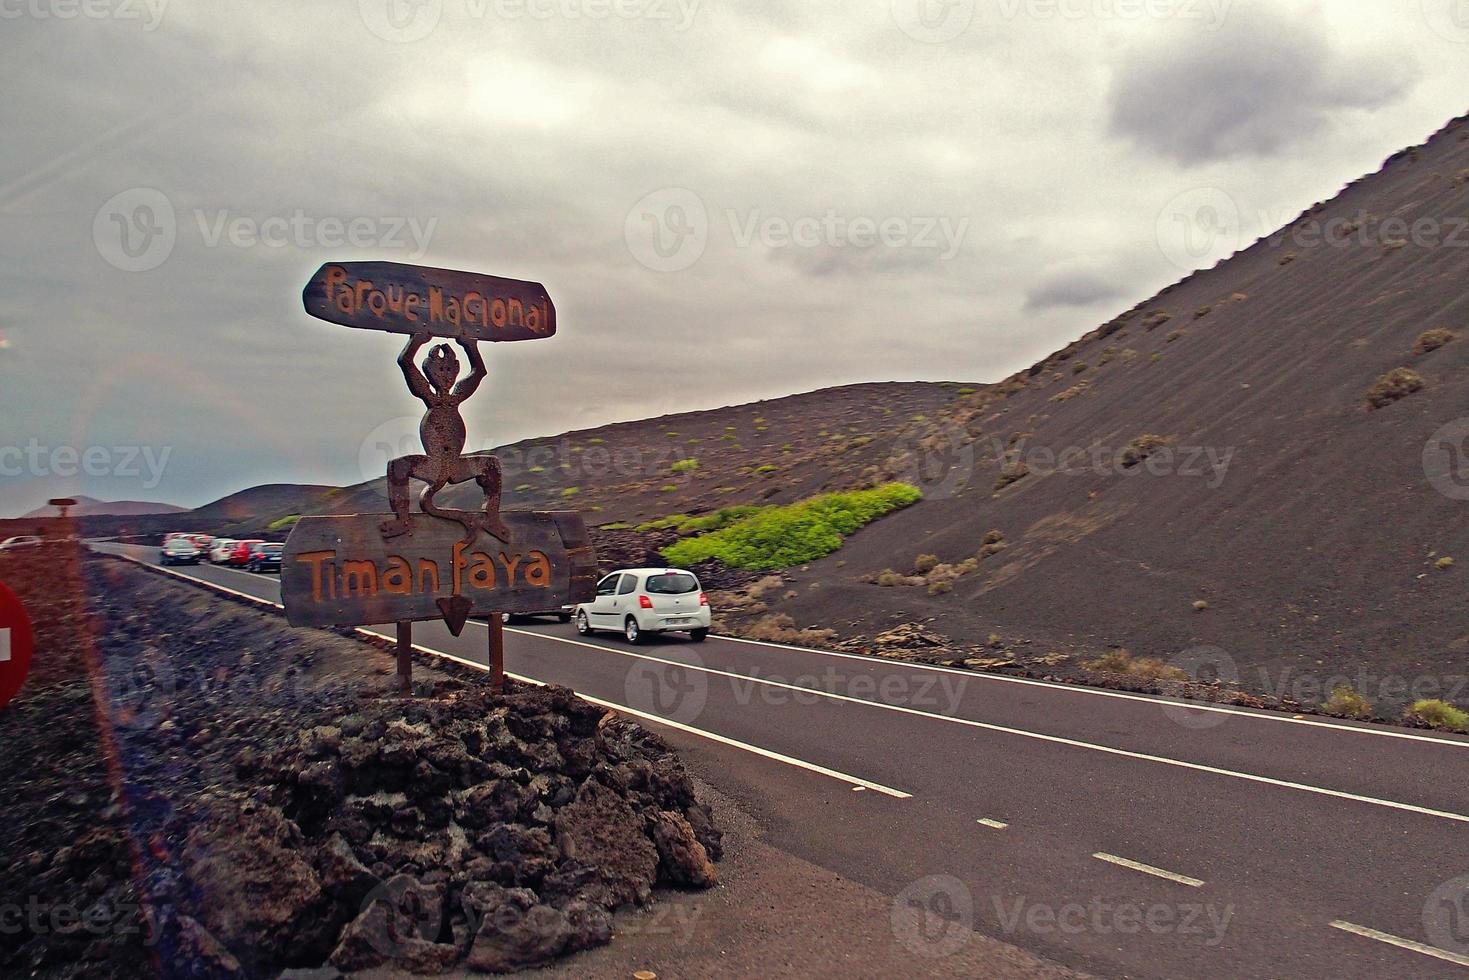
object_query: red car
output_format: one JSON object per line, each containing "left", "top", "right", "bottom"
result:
{"left": 225, "top": 539, "right": 264, "bottom": 566}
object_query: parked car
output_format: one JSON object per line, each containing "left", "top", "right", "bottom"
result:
{"left": 224, "top": 539, "right": 264, "bottom": 566}
{"left": 187, "top": 533, "right": 214, "bottom": 550}
{"left": 502, "top": 608, "right": 573, "bottom": 625}
{"left": 245, "top": 542, "right": 284, "bottom": 573}
{"left": 573, "top": 568, "right": 710, "bottom": 643}
{"left": 0, "top": 536, "right": 44, "bottom": 551}
{"left": 160, "top": 537, "right": 201, "bottom": 565}
{"left": 209, "top": 539, "right": 238, "bottom": 564}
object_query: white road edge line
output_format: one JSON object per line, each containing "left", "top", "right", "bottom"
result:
{"left": 1092, "top": 853, "right": 1204, "bottom": 888}
{"left": 1329, "top": 920, "right": 1469, "bottom": 968}
{"left": 976, "top": 818, "right": 1008, "bottom": 830}
{"left": 114, "top": 554, "right": 912, "bottom": 800}
{"left": 484, "top": 625, "right": 1469, "bottom": 826}
{"left": 706, "top": 633, "right": 1469, "bottom": 749}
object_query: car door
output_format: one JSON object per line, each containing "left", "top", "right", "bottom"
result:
{"left": 613, "top": 572, "right": 640, "bottom": 624}
{"left": 587, "top": 574, "right": 621, "bottom": 626}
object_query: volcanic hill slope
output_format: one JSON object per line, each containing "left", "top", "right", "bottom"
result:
{"left": 748, "top": 110, "right": 1469, "bottom": 707}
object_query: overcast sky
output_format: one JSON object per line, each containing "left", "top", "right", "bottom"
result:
{"left": 2, "top": 0, "right": 1466, "bottom": 515}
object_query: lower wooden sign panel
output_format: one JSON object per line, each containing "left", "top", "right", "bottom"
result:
{"left": 280, "top": 511, "right": 595, "bottom": 628}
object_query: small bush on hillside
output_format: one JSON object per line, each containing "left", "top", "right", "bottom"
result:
{"left": 994, "top": 461, "right": 1029, "bottom": 492}
{"left": 1142, "top": 311, "right": 1172, "bottom": 331}
{"left": 1279, "top": 252, "right": 1297, "bottom": 266}
{"left": 660, "top": 485, "right": 678, "bottom": 492}
{"left": 982, "top": 529, "right": 1004, "bottom": 546}
{"left": 1194, "top": 306, "right": 1213, "bottom": 319}
{"left": 635, "top": 514, "right": 688, "bottom": 532}
{"left": 267, "top": 514, "right": 300, "bottom": 532}
{"left": 1084, "top": 649, "right": 1188, "bottom": 683}
{"left": 1413, "top": 328, "right": 1456, "bottom": 355}
{"left": 914, "top": 554, "right": 940, "bottom": 574}
{"left": 587, "top": 437, "right": 604, "bottom": 444}
{"left": 515, "top": 484, "right": 533, "bottom": 493}
{"left": 560, "top": 487, "right": 580, "bottom": 497}
{"left": 1120, "top": 434, "right": 1168, "bottom": 468}
{"left": 1071, "top": 362, "right": 1088, "bottom": 375}
{"left": 755, "top": 464, "right": 779, "bottom": 475}
{"left": 670, "top": 458, "right": 699, "bottom": 474}
{"left": 1438, "top": 556, "right": 1455, "bottom": 570}
{"left": 528, "top": 466, "right": 546, "bottom": 474}
{"left": 1366, "top": 368, "right": 1425, "bottom": 409}
{"left": 1166, "top": 329, "right": 1187, "bottom": 343}
{"left": 1323, "top": 686, "right": 1373, "bottom": 720}
{"left": 928, "top": 580, "right": 953, "bottom": 595}
{"left": 660, "top": 483, "right": 923, "bottom": 570}
{"left": 745, "top": 613, "right": 836, "bottom": 647}
{"left": 1404, "top": 699, "right": 1469, "bottom": 732}
{"left": 1098, "top": 347, "right": 1117, "bottom": 365}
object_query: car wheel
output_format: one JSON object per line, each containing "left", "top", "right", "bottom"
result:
{"left": 576, "top": 611, "right": 592, "bottom": 635}
{"left": 690, "top": 628, "right": 709, "bottom": 642}
{"left": 624, "top": 616, "right": 644, "bottom": 645}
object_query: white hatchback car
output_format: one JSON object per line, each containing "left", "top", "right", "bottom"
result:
{"left": 575, "top": 568, "right": 711, "bottom": 644}
{"left": 208, "top": 539, "right": 238, "bottom": 564}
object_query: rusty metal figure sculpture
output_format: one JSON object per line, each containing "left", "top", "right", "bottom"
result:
{"left": 380, "top": 332, "right": 512, "bottom": 545}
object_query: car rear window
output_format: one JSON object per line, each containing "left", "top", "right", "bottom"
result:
{"left": 262, "top": 545, "right": 283, "bottom": 554}
{"left": 645, "top": 573, "right": 698, "bottom": 594}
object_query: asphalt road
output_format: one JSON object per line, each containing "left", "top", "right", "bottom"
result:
{"left": 95, "top": 543, "right": 1469, "bottom": 978}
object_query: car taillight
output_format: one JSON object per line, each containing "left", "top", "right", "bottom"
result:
{"left": 638, "top": 595, "right": 653, "bottom": 609}
{"left": 699, "top": 592, "right": 708, "bottom": 606}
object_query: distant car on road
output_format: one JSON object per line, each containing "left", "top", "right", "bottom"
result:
{"left": 0, "top": 536, "right": 44, "bottom": 551}
{"left": 574, "top": 567, "right": 710, "bottom": 643}
{"left": 223, "top": 539, "right": 264, "bottom": 567}
{"left": 187, "top": 533, "right": 214, "bottom": 550}
{"left": 245, "top": 542, "right": 284, "bottom": 573}
{"left": 160, "top": 537, "right": 201, "bottom": 565}
{"left": 209, "top": 539, "right": 238, "bottom": 564}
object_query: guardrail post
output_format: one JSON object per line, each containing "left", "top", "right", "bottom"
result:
{"left": 488, "top": 615, "right": 505, "bottom": 693}
{"left": 396, "top": 620, "right": 412, "bottom": 696}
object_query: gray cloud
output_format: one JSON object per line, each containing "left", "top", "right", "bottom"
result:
{"left": 1024, "top": 272, "right": 1127, "bottom": 312}
{"left": 1107, "top": 8, "right": 1419, "bottom": 165}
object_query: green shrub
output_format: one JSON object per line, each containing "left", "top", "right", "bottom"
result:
{"left": 635, "top": 514, "right": 688, "bottom": 532}
{"left": 560, "top": 487, "right": 580, "bottom": 498}
{"left": 1083, "top": 649, "right": 1188, "bottom": 682}
{"left": 515, "top": 484, "right": 533, "bottom": 493}
{"left": 528, "top": 466, "right": 546, "bottom": 474}
{"left": 913, "top": 553, "right": 940, "bottom": 573}
{"left": 267, "top": 514, "right": 301, "bottom": 532}
{"left": 678, "top": 505, "right": 768, "bottom": 535}
{"left": 661, "top": 483, "right": 923, "bottom": 570}
{"left": 660, "top": 485, "right": 678, "bottom": 492}
{"left": 1323, "top": 686, "right": 1373, "bottom": 720}
{"left": 598, "top": 521, "right": 632, "bottom": 531}
{"left": 671, "top": 458, "right": 699, "bottom": 474}
{"left": 587, "top": 437, "right": 604, "bottom": 444}
{"left": 1366, "top": 368, "right": 1425, "bottom": 409}
{"left": 1405, "top": 699, "right": 1469, "bottom": 731}
{"left": 755, "top": 464, "right": 779, "bottom": 475}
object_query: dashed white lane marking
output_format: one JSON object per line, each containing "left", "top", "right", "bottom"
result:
{"left": 1329, "top": 920, "right": 1469, "bottom": 968}
{"left": 1092, "top": 853, "right": 1204, "bottom": 888}
{"left": 114, "top": 553, "right": 912, "bottom": 800}
{"left": 977, "top": 818, "right": 1009, "bottom": 830}
{"left": 483, "top": 626, "right": 1469, "bottom": 826}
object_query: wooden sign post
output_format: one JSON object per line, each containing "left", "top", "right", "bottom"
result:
{"left": 286, "top": 262, "right": 590, "bottom": 694}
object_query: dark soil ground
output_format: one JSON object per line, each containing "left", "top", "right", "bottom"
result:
{"left": 1, "top": 549, "right": 721, "bottom": 977}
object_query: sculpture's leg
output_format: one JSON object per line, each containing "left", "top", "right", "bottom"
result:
{"left": 379, "top": 455, "right": 427, "bottom": 538}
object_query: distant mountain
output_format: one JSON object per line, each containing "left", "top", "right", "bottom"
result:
{"left": 19, "top": 496, "right": 187, "bottom": 519}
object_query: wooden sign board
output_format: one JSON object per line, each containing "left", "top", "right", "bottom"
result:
{"left": 280, "top": 510, "right": 594, "bottom": 629}
{"left": 302, "top": 261, "right": 556, "bottom": 342}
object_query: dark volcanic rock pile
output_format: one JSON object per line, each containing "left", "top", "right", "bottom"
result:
{"left": 187, "top": 685, "right": 723, "bottom": 976}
